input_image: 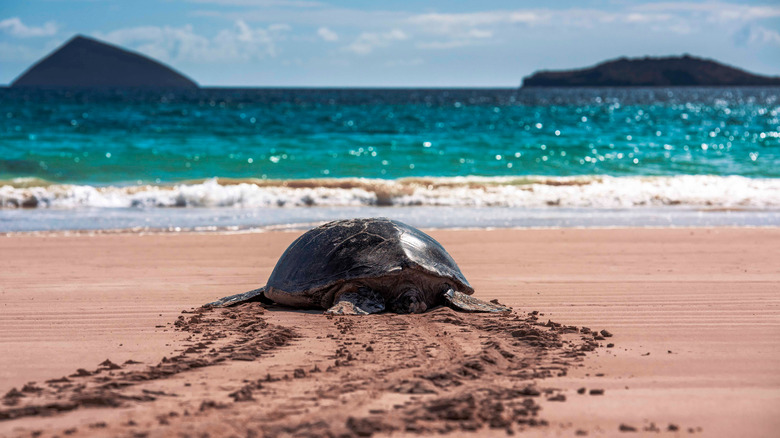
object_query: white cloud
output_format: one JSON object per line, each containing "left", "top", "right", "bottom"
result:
{"left": 408, "top": 11, "right": 545, "bottom": 31}
{"left": 634, "top": 2, "right": 780, "bottom": 21}
{"left": 0, "top": 17, "right": 57, "bottom": 38}
{"left": 317, "top": 27, "right": 338, "bottom": 42}
{"left": 404, "top": 8, "right": 695, "bottom": 49}
{"left": 465, "top": 29, "right": 492, "bottom": 39}
{"left": 416, "top": 28, "right": 493, "bottom": 50}
{"left": 191, "top": 7, "right": 406, "bottom": 28}
{"left": 624, "top": 12, "right": 674, "bottom": 23}
{"left": 628, "top": 3, "right": 780, "bottom": 46}
{"left": 95, "top": 21, "right": 290, "bottom": 63}
{"left": 735, "top": 25, "right": 780, "bottom": 46}
{"left": 403, "top": 5, "right": 778, "bottom": 36}
{"left": 751, "top": 26, "right": 780, "bottom": 45}
{"left": 273, "top": 6, "right": 736, "bottom": 55}
{"left": 403, "top": 11, "right": 524, "bottom": 50}
{"left": 344, "top": 29, "right": 407, "bottom": 55}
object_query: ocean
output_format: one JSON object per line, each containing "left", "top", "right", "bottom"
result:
{"left": 1, "top": 87, "right": 779, "bottom": 232}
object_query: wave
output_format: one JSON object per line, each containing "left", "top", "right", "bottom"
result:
{"left": 1, "top": 175, "right": 780, "bottom": 209}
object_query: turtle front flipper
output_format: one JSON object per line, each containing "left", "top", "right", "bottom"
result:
{"left": 204, "top": 287, "right": 271, "bottom": 308}
{"left": 442, "top": 289, "right": 509, "bottom": 313}
{"left": 325, "top": 287, "right": 386, "bottom": 315}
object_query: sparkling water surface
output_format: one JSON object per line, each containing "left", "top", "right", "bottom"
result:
{"left": 2, "top": 87, "right": 778, "bottom": 184}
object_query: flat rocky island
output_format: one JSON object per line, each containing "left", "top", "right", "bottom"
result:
{"left": 522, "top": 55, "right": 780, "bottom": 87}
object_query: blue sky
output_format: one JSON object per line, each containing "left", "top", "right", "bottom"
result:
{"left": 2, "top": 0, "right": 779, "bottom": 87}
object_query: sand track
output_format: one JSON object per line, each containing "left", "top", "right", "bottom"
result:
{"left": 1, "top": 302, "right": 604, "bottom": 437}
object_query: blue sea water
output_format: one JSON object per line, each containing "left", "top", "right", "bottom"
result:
{"left": 1, "top": 87, "right": 779, "bottom": 231}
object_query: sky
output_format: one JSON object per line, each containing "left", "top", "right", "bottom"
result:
{"left": 1, "top": 0, "right": 780, "bottom": 87}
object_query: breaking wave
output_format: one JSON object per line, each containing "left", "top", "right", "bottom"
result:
{"left": 2, "top": 175, "right": 780, "bottom": 210}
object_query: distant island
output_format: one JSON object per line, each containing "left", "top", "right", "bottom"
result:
{"left": 10, "top": 38, "right": 780, "bottom": 90}
{"left": 11, "top": 35, "right": 198, "bottom": 89}
{"left": 522, "top": 55, "right": 780, "bottom": 87}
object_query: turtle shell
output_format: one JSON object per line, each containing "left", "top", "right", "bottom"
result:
{"left": 265, "top": 218, "right": 473, "bottom": 303}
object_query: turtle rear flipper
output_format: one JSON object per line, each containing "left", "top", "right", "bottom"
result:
{"left": 442, "top": 289, "right": 509, "bottom": 313}
{"left": 204, "top": 287, "right": 272, "bottom": 308}
{"left": 325, "top": 287, "right": 386, "bottom": 315}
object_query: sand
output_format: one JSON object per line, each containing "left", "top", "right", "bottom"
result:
{"left": 1, "top": 228, "right": 779, "bottom": 437}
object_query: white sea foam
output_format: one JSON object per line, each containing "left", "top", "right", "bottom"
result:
{"left": 2, "top": 175, "right": 780, "bottom": 209}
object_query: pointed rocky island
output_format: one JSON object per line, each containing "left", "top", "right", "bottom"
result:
{"left": 11, "top": 34, "right": 198, "bottom": 89}
{"left": 522, "top": 55, "right": 780, "bottom": 87}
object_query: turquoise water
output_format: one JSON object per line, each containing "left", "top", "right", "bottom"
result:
{"left": 2, "top": 87, "right": 778, "bottom": 184}
{"left": 1, "top": 87, "right": 779, "bottom": 231}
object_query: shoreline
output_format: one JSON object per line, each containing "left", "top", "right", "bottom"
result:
{"left": 1, "top": 227, "right": 779, "bottom": 436}
{"left": 4, "top": 223, "right": 780, "bottom": 238}
{"left": 4, "top": 205, "right": 780, "bottom": 234}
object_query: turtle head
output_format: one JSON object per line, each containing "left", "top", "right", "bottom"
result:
{"left": 389, "top": 287, "right": 428, "bottom": 314}
{"left": 390, "top": 281, "right": 457, "bottom": 314}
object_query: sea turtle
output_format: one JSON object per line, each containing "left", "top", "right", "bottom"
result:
{"left": 206, "top": 218, "right": 509, "bottom": 315}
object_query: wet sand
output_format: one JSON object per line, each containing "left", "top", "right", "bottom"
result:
{"left": 1, "top": 228, "right": 779, "bottom": 437}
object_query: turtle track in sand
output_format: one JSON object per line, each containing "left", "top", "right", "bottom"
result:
{"left": 1, "top": 303, "right": 607, "bottom": 437}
